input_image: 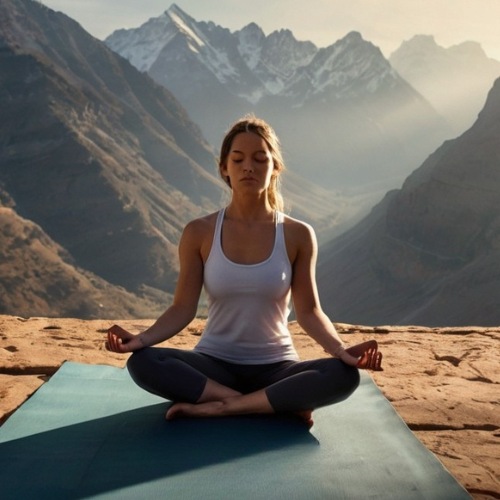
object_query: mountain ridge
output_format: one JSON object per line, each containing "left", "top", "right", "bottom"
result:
{"left": 0, "top": 0, "right": 224, "bottom": 316}
{"left": 317, "top": 77, "right": 500, "bottom": 326}
{"left": 390, "top": 34, "right": 500, "bottom": 135}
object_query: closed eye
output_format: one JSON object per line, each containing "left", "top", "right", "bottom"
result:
{"left": 254, "top": 153, "right": 270, "bottom": 162}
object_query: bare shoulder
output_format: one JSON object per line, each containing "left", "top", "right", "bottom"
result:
{"left": 283, "top": 214, "right": 316, "bottom": 242}
{"left": 282, "top": 214, "right": 317, "bottom": 262}
{"left": 181, "top": 211, "right": 219, "bottom": 259}
{"left": 183, "top": 212, "right": 218, "bottom": 237}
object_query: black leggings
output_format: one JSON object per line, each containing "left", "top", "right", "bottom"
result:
{"left": 127, "top": 347, "right": 360, "bottom": 413}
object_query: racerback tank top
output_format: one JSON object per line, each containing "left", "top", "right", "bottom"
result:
{"left": 194, "top": 208, "right": 299, "bottom": 363}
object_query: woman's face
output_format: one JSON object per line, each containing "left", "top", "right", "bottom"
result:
{"left": 222, "top": 132, "right": 275, "bottom": 193}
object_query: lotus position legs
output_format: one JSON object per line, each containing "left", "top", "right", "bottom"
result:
{"left": 126, "top": 347, "right": 361, "bottom": 424}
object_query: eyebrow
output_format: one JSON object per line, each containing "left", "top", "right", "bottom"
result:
{"left": 230, "top": 149, "right": 268, "bottom": 154}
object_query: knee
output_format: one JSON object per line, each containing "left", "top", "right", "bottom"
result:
{"left": 343, "top": 364, "right": 360, "bottom": 395}
{"left": 325, "top": 362, "right": 360, "bottom": 404}
{"left": 126, "top": 348, "right": 152, "bottom": 383}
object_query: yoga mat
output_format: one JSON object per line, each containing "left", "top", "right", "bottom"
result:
{"left": 0, "top": 362, "right": 470, "bottom": 499}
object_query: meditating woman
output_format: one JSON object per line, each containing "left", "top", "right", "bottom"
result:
{"left": 105, "top": 116, "right": 382, "bottom": 424}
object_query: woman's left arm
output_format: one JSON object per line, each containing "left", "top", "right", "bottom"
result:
{"left": 289, "top": 221, "right": 382, "bottom": 370}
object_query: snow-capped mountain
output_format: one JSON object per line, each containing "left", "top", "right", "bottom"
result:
{"left": 106, "top": 5, "right": 319, "bottom": 106}
{"left": 236, "top": 23, "right": 317, "bottom": 97}
{"left": 282, "top": 32, "right": 401, "bottom": 103}
{"left": 106, "top": 5, "right": 396, "bottom": 108}
{"left": 390, "top": 35, "right": 500, "bottom": 134}
{"left": 106, "top": 4, "right": 451, "bottom": 198}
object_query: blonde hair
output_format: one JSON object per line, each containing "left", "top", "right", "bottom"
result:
{"left": 219, "top": 116, "right": 286, "bottom": 212}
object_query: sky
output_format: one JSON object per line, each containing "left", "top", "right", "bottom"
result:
{"left": 39, "top": 0, "right": 500, "bottom": 61}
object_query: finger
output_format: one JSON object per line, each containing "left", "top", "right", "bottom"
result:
{"left": 107, "top": 331, "right": 121, "bottom": 352}
{"left": 376, "top": 352, "right": 383, "bottom": 371}
{"left": 107, "top": 331, "right": 116, "bottom": 349}
{"left": 371, "top": 350, "right": 381, "bottom": 370}
{"left": 106, "top": 334, "right": 116, "bottom": 352}
{"left": 368, "top": 351, "right": 382, "bottom": 371}
{"left": 366, "top": 353, "right": 374, "bottom": 369}
{"left": 356, "top": 351, "right": 369, "bottom": 369}
{"left": 357, "top": 348, "right": 381, "bottom": 371}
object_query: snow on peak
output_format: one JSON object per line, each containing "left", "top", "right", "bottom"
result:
{"left": 283, "top": 31, "right": 395, "bottom": 102}
{"left": 236, "top": 23, "right": 265, "bottom": 70}
{"left": 105, "top": 3, "right": 207, "bottom": 70}
{"left": 106, "top": 8, "right": 398, "bottom": 106}
{"left": 106, "top": 15, "right": 176, "bottom": 71}
{"left": 166, "top": 4, "right": 205, "bottom": 49}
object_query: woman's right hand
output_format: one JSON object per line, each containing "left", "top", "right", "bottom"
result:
{"left": 105, "top": 324, "right": 143, "bottom": 353}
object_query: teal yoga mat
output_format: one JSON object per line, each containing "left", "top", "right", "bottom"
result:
{"left": 0, "top": 362, "right": 470, "bottom": 499}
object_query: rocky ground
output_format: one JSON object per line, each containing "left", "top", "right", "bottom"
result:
{"left": 0, "top": 315, "right": 498, "bottom": 499}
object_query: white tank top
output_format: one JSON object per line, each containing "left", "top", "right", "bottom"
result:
{"left": 194, "top": 208, "right": 299, "bottom": 363}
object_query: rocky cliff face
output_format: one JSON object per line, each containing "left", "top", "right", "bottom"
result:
{"left": 317, "top": 77, "right": 500, "bottom": 326}
{"left": 0, "top": 207, "right": 167, "bottom": 318}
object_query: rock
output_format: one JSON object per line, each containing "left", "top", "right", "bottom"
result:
{"left": 0, "top": 315, "right": 498, "bottom": 498}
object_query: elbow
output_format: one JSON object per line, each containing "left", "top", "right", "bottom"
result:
{"left": 181, "top": 305, "right": 198, "bottom": 326}
{"left": 169, "top": 302, "right": 198, "bottom": 328}
{"left": 295, "top": 306, "right": 328, "bottom": 329}
{"left": 294, "top": 309, "right": 315, "bottom": 329}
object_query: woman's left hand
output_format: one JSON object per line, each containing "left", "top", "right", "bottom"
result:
{"left": 343, "top": 340, "right": 383, "bottom": 371}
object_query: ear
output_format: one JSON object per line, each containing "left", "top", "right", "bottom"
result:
{"left": 220, "top": 163, "right": 231, "bottom": 187}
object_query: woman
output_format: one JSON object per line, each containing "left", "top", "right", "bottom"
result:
{"left": 106, "top": 116, "right": 382, "bottom": 425}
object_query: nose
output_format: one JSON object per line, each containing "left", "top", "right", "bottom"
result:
{"left": 243, "top": 160, "right": 254, "bottom": 173}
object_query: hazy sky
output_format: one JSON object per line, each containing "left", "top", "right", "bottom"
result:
{"left": 40, "top": 0, "right": 500, "bottom": 60}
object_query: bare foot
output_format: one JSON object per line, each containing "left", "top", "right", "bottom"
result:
{"left": 166, "top": 401, "right": 224, "bottom": 420}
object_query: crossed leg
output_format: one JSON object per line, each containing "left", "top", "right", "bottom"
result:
{"left": 166, "top": 387, "right": 274, "bottom": 420}
{"left": 127, "top": 345, "right": 372, "bottom": 425}
{"left": 165, "top": 357, "right": 359, "bottom": 424}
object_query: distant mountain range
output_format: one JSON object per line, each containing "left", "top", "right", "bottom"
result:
{"left": 390, "top": 35, "right": 500, "bottom": 136}
{"left": 317, "top": 76, "right": 500, "bottom": 326}
{"left": 106, "top": 4, "right": 452, "bottom": 199}
{"left": 2, "top": 0, "right": 499, "bottom": 325}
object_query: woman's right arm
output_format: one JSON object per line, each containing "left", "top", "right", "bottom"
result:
{"left": 106, "top": 219, "right": 206, "bottom": 353}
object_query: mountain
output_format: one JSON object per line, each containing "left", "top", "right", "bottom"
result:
{"left": 316, "top": 77, "right": 500, "bottom": 327}
{"left": 390, "top": 35, "right": 500, "bottom": 135}
{"left": 0, "top": 207, "right": 166, "bottom": 318}
{"left": 106, "top": 4, "right": 451, "bottom": 199}
{"left": 105, "top": 6, "right": 318, "bottom": 139}
{"left": 0, "top": 0, "right": 345, "bottom": 318}
{"left": 0, "top": 0, "right": 226, "bottom": 316}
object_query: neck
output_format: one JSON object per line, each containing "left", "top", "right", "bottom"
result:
{"left": 225, "top": 197, "right": 274, "bottom": 222}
